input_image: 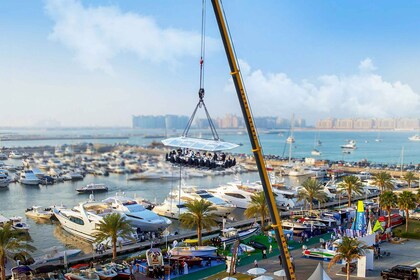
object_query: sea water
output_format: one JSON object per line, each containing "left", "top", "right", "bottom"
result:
{"left": 1, "top": 128, "right": 419, "bottom": 254}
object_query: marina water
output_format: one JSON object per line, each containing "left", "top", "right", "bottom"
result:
{"left": 1, "top": 128, "right": 420, "bottom": 255}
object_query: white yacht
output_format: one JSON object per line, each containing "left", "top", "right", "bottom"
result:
{"left": 102, "top": 193, "right": 171, "bottom": 232}
{"left": 19, "top": 170, "right": 40, "bottom": 185}
{"left": 127, "top": 169, "right": 179, "bottom": 181}
{"left": 341, "top": 140, "right": 356, "bottom": 149}
{"left": 53, "top": 200, "right": 114, "bottom": 241}
{"left": 152, "top": 197, "right": 189, "bottom": 219}
{"left": 210, "top": 181, "right": 296, "bottom": 209}
{"left": 170, "top": 186, "right": 236, "bottom": 217}
{"left": 0, "top": 172, "right": 10, "bottom": 188}
{"left": 9, "top": 151, "right": 23, "bottom": 159}
{"left": 408, "top": 134, "right": 420, "bottom": 141}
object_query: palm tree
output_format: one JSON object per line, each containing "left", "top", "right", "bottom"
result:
{"left": 372, "top": 171, "right": 394, "bottom": 193}
{"left": 0, "top": 223, "right": 35, "bottom": 280}
{"left": 179, "top": 199, "right": 217, "bottom": 246}
{"left": 93, "top": 213, "right": 134, "bottom": 259}
{"left": 417, "top": 189, "right": 420, "bottom": 204}
{"left": 397, "top": 191, "right": 417, "bottom": 232}
{"left": 403, "top": 171, "right": 416, "bottom": 188}
{"left": 338, "top": 175, "right": 364, "bottom": 207}
{"left": 328, "top": 237, "right": 367, "bottom": 280}
{"left": 379, "top": 191, "right": 397, "bottom": 228}
{"left": 297, "top": 178, "right": 328, "bottom": 213}
{"left": 244, "top": 191, "right": 269, "bottom": 231}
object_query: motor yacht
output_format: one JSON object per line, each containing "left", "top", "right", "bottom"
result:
{"left": 19, "top": 170, "right": 40, "bottom": 185}
{"left": 152, "top": 197, "right": 189, "bottom": 220}
{"left": 102, "top": 193, "right": 171, "bottom": 232}
{"left": 53, "top": 200, "right": 115, "bottom": 241}
{"left": 76, "top": 183, "right": 109, "bottom": 193}
{"left": 9, "top": 151, "right": 24, "bottom": 159}
{"left": 172, "top": 185, "right": 236, "bottom": 217}
{"left": 341, "top": 140, "right": 356, "bottom": 149}
{"left": 408, "top": 134, "right": 420, "bottom": 141}
{"left": 0, "top": 172, "right": 10, "bottom": 188}
{"left": 25, "top": 206, "right": 53, "bottom": 220}
{"left": 9, "top": 216, "right": 30, "bottom": 232}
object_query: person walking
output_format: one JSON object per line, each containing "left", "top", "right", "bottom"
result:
{"left": 262, "top": 249, "right": 267, "bottom": 259}
{"left": 254, "top": 259, "right": 258, "bottom": 268}
{"left": 269, "top": 244, "right": 272, "bottom": 254}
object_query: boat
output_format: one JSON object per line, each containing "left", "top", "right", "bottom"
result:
{"left": 53, "top": 200, "right": 114, "bottom": 241}
{"left": 378, "top": 213, "right": 404, "bottom": 229}
{"left": 0, "top": 172, "right": 10, "bottom": 188}
{"left": 152, "top": 197, "right": 189, "bottom": 220}
{"left": 33, "top": 247, "right": 81, "bottom": 264}
{"left": 311, "top": 149, "right": 321, "bottom": 156}
{"left": 25, "top": 206, "right": 53, "bottom": 220}
{"left": 341, "top": 140, "right": 356, "bottom": 150}
{"left": 171, "top": 186, "right": 236, "bottom": 217}
{"left": 102, "top": 193, "right": 171, "bottom": 232}
{"left": 302, "top": 247, "right": 336, "bottom": 259}
{"left": 65, "top": 269, "right": 100, "bottom": 280}
{"left": 408, "top": 134, "right": 420, "bottom": 141}
{"left": 93, "top": 265, "right": 118, "bottom": 280}
{"left": 19, "top": 170, "right": 40, "bottom": 185}
{"left": 219, "top": 226, "right": 260, "bottom": 245}
{"left": 76, "top": 183, "right": 109, "bottom": 193}
{"left": 281, "top": 221, "right": 309, "bottom": 234}
{"left": 167, "top": 256, "right": 203, "bottom": 267}
{"left": 9, "top": 151, "right": 24, "bottom": 159}
{"left": 9, "top": 216, "right": 30, "bottom": 232}
{"left": 170, "top": 245, "right": 217, "bottom": 257}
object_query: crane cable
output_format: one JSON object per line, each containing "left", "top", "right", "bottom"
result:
{"left": 182, "top": 0, "right": 220, "bottom": 141}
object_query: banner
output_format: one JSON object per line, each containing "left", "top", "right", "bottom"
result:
{"left": 355, "top": 201, "right": 366, "bottom": 232}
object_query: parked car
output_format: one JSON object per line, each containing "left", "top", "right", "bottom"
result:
{"left": 381, "top": 265, "right": 418, "bottom": 280}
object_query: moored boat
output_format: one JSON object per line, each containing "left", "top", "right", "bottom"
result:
{"left": 76, "top": 183, "right": 109, "bottom": 193}
{"left": 25, "top": 206, "right": 53, "bottom": 220}
{"left": 169, "top": 245, "right": 217, "bottom": 257}
{"left": 219, "top": 226, "right": 260, "bottom": 245}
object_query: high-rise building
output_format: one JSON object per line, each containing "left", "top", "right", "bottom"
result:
{"left": 132, "top": 115, "right": 188, "bottom": 129}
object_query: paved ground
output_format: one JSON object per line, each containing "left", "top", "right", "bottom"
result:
{"left": 235, "top": 239, "right": 420, "bottom": 280}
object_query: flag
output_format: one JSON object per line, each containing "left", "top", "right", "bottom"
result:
{"left": 355, "top": 201, "right": 366, "bottom": 232}
{"left": 373, "top": 220, "right": 384, "bottom": 232}
{"left": 367, "top": 220, "right": 372, "bottom": 235}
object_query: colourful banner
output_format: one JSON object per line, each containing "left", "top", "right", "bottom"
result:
{"left": 355, "top": 201, "right": 366, "bottom": 232}
{"left": 373, "top": 220, "right": 384, "bottom": 232}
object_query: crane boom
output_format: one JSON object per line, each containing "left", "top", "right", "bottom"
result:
{"left": 210, "top": 1, "right": 296, "bottom": 279}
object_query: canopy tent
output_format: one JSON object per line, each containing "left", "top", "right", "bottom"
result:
{"left": 247, "top": 267, "right": 267, "bottom": 275}
{"left": 307, "top": 262, "right": 332, "bottom": 280}
{"left": 253, "top": 275, "right": 273, "bottom": 280}
{"left": 162, "top": 137, "right": 239, "bottom": 152}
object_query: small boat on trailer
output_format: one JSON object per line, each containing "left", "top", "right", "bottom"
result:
{"left": 302, "top": 247, "right": 337, "bottom": 260}
{"left": 170, "top": 245, "right": 217, "bottom": 257}
{"left": 219, "top": 226, "right": 260, "bottom": 245}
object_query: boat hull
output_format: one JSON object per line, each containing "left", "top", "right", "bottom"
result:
{"left": 170, "top": 246, "right": 217, "bottom": 257}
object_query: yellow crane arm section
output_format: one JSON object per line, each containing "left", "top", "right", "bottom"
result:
{"left": 210, "top": 1, "right": 296, "bottom": 279}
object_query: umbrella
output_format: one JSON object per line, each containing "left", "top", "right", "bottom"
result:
{"left": 247, "top": 267, "right": 267, "bottom": 275}
{"left": 274, "top": 269, "right": 286, "bottom": 279}
{"left": 221, "top": 277, "right": 237, "bottom": 280}
{"left": 253, "top": 276, "right": 273, "bottom": 280}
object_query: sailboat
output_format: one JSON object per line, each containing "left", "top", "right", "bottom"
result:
{"left": 286, "top": 114, "right": 295, "bottom": 144}
{"left": 311, "top": 132, "right": 322, "bottom": 156}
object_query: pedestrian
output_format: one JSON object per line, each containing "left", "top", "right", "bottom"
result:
{"left": 290, "top": 256, "right": 295, "bottom": 271}
{"left": 278, "top": 255, "right": 282, "bottom": 267}
{"left": 262, "top": 249, "right": 267, "bottom": 259}
{"left": 269, "top": 244, "right": 272, "bottom": 254}
{"left": 254, "top": 259, "right": 258, "bottom": 268}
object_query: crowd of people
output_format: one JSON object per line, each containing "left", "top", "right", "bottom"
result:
{"left": 165, "top": 148, "right": 236, "bottom": 169}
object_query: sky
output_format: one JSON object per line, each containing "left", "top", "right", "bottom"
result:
{"left": 1, "top": 0, "right": 420, "bottom": 127}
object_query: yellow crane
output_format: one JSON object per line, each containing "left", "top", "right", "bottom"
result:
{"left": 210, "top": 1, "right": 296, "bottom": 279}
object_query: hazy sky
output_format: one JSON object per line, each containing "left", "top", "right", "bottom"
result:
{"left": 2, "top": 0, "right": 420, "bottom": 127}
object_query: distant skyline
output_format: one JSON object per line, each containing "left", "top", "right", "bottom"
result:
{"left": 1, "top": 0, "right": 420, "bottom": 127}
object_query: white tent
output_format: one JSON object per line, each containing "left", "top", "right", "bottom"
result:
{"left": 221, "top": 277, "right": 237, "bottom": 280}
{"left": 307, "top": 263, "right": 332, "bottom": 280}
{"left": 253, "top": 276, "right": 273, "bottom": 280}
{"left": 247, "top": 267, "right": 267, "bottom": 275}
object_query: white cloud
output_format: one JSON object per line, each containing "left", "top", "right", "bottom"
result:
{"left": 45, "top": 0, "right": 217, "bottom": 73}
{"left": 227, "top": 59, "right": 420, "bottom": 122}
{"left": 359, "top": 58, "right": 377, "bottom": 72}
